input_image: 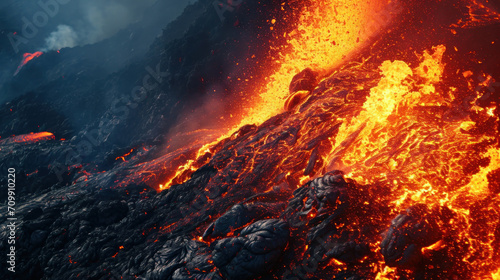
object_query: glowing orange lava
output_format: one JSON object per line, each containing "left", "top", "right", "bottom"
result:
{"left": 240, "top": 0, "right": 396, "bottom": 126}
{"left": 14, "top": 52, "right": 43, "bottom": 76}
{"left": 146, "top": 2, "right": 500, "bottom": 277}
{"left": 159, "top": 0, "right": 399, "bottom": 189}
{"left": 317, "top": 46, "right": 499, "bottom": 279}
{"left": 4, "top": 132, "right": 56, "bottom": 144}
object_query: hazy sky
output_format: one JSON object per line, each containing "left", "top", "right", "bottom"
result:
{"left": 0, "top": 0, "right": 192, "bottom": 103}
{"left": 1, "top": 0, "right": 191, "bottom": 52}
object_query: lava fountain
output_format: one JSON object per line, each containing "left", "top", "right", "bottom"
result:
{"left": 158, "top": 0, "right": 398, "bottom": 188}
{"left": 14, "top": 51, "right": 43, "bottom": 76}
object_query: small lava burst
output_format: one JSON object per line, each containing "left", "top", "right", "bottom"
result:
{"left": 14, "top": 51, "right": 43, "bottom": 76}
{"left": 1, "top": 132, "right": 55, "bottom": 144}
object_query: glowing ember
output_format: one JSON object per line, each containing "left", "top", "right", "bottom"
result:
{"left": 14, "top": 51, "right": 43, "bottom": 76}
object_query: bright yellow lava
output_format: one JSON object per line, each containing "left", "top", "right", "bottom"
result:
{"left": 241, "top": 0, "right": 398, "bottom": 126}
{"left": 160, "top": 0, "right": 399, "bottom": 189}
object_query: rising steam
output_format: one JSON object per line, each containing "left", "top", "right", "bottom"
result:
{"left": 41, "top": 0, "right": 157, "bottom": 51}
{"left": 43, "top": 25, "right": 78, "bottom": 51}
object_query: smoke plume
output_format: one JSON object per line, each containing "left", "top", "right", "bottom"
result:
{"left": 41, "top": 0, "right": 158, "bottom": 51}
{"left": 43, "top": 24, "right": 78, "bottom": 51}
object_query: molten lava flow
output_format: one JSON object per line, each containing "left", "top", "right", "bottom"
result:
{"left": 324, "top": 45, "right": 448, "bottom": 179}
{"left": 311, "top": 45, "right": 500, "bottom": 279}
{"left": 153, "top": 44, "right": 498, "bottom": 278}
{"left": 241, "top": 0, "right": 397, "bottom": 126}
{"left": 1, "top": 132, "right": 56, "bottom": 144}
{"left": 159, "top": 0, "right": 399, "bottom": 189}
{"left": 146, "top": 2, "right": 500, "bottom": 277}
{"left": 493, "top": 268, "right": 500, "bottom": 280}
{"left": 137, "top": 42, "right": 500, "bottom": 277}
{"left": 116, "top": 149, "right": 135, "bottom": 162}
{"left": 14, "top": 52, "right": 43, "bottom": 76}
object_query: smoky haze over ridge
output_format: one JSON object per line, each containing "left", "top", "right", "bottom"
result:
{"left": 2, "top": 0, "right": 190, "bottom": 50}
{"left": 41, "top": 0, "right": 158, "bottom": 51}
{"left": 0, "top": 0, "right": 192, "bottom": 103}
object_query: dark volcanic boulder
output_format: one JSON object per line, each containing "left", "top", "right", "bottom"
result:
{"left": 203, "top": 200, "right": 285, "bottom": 240}
{"left": 289, "top": 171, "right": 351, "bottom": 242}
{"left": 281, "top": 171, "right": 382, "bottom": 278}
{"left": 203, "top": 203, "right": 266, "bottom": 240}
{"left": 87, "top": 200, "right": 129, "bottom": 226}
{"left": 212, "top": 219, "right": 290, "bottom": 280}
{"left": 380, "top": 204, "right": 442, "bottom": 268}
{"left": 146, "top": 237, "right": 220, "bottom": 280}
{"left": 303, "top": 170, "right": 350, "bottom": 215}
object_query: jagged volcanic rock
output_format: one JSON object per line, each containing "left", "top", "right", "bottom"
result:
{"left": 212, "top": 219, "right": 290, "bottom": 279}
{"left": 380, "top": 204, "right": 442, "bottom": 268}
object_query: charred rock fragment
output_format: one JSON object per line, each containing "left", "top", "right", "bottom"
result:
{"left": 212, "top": 219, "right": 290, "bottom": 280}
{"left": 302, "top": 170, "right": 350, "bottom": 219}
{"left": 203, "top": 201, "right": 284, "bottom": 240}
{"left": 284, "top": 171, "right": 352, "bottom": 246}
{"left": 304, "top": 147, "right": 319, "bottom": 176}
{"left": 203, "top": 204, "right": 256, "bottom": 240}
{"left": 146, "top": 237, "right": 220, "bottom": 280}
{"left": 380, "top": 204, "right": 442, "bottom": 268}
